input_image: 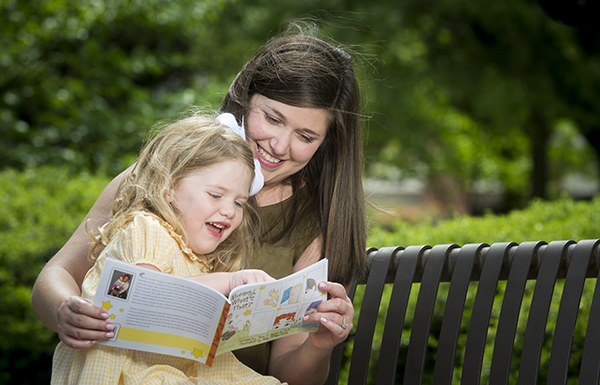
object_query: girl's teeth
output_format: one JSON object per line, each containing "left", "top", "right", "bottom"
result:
{"left": 258, "top": 146, "right": 281, "bottom": 164}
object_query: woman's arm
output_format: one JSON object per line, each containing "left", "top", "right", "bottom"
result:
{"left": 31, "top": 167, "right": 132, "bottom": 348}
{"left": 267, "top": 237, "right": 355, "bottom": 385}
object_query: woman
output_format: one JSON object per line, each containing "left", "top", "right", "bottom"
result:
{"left": 32, "top": 22, "right": 368, "bottom": 385}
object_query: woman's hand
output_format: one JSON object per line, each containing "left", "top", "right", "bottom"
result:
{"left": 304, "top": 281, "right": 354, "bottom": 351}
{"left": 267, "top": 280, "right": 354, "bottom": 385}
{"left": 56, "top": 295, "right": 115, "bottom": 348}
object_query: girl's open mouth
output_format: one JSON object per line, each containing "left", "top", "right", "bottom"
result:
{"left": 206, "top": 222, "right": 229, "bottom": 236}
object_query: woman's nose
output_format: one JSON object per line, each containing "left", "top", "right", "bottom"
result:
{"left": 269, "top": 129, "right": 292, "bottom": 156}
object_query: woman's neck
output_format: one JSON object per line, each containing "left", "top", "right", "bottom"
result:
{"left": 255, "top": 182, "right": 293, "bottom": 207}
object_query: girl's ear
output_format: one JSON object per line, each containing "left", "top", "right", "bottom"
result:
{"left": 165, "top": 189, "right": 174, "bottom": 204}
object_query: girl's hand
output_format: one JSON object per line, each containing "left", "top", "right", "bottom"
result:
{"left": 303, "top": 281, "right": 354, "bottom": 351}
{"left": 229, "top": 269, "right": 275, "bottom": 292}
{"left": 56, "top": 296, "right": 115, "bottom": 348}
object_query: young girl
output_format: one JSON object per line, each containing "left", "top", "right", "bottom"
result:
{"left": 51, "top": 112, "right": 283, "bottom": 384}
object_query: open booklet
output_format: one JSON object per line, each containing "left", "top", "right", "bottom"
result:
{"left": 93, "top": 258, "right": 328, "bottom": 366}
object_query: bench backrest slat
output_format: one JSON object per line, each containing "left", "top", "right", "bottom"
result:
{"left": 489, "top": 241, "right": 541, "bottom": 385}
{"left": 404, "top": 244, "right": 455, "bottom": 384}
{"left": 375, "top": 245, "right": 425, "bottom": 384}
{"left": 462, "top": 242, "right": 514, "bottom": 384}
{"left": 517, "top": 241, "right": 573, "bottom": 385}
{"left": 579, "top": 271, "right": 600, "bottom": 384}
{"left": 552, "top": 239, "right": 600, "bottom": 384}
{"left": 433, "top": 243, "right": 483, "bottom": 384}
{"left": 347, "top": 247, "right": 397, "bottom": 384}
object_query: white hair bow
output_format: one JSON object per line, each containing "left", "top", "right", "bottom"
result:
{"left": 215, "top": 113, "right": 264, "bottom": 196}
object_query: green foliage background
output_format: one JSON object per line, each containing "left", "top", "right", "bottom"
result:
{"left": 1, "top": 0, "right": 599, "bottom": 383}
{"left": 0, "top": 167, "right": 111, "bottom": 383}
{"left": 2, "top": 0, "right": 600, "bottom": 203}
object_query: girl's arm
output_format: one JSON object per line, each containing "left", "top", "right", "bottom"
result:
{"left": 267, "top": 237, "right": 355, "bottom": 385}
{"left": 188, "top": 270, "right": 276, "bottom": 295}
{"left": 31, "top": 167, "right": 132, "bottom": 348}
{"left": 137, "top": 264, "right": 275, "bottom": 296}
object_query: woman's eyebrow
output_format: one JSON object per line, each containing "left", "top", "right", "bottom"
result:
{"left": 267, "top": 106, "right": 286, "bottom": 122}
{"left": 299, "top": 127, "right": 322, "bottom": 137}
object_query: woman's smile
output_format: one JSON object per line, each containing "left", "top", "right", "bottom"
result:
{"left": 256, "top": 143, "right": 283, "bottom": 167}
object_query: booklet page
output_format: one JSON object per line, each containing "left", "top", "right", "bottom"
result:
{"left": 216, "top": 259, "right": 328, "bottom": 354}
{"left": 94, "top": 258, "right": 228, "bottom": 365}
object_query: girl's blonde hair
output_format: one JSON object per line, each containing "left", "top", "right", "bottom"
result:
{"left": 89, "top": 112, "right": 258, "bottom": 272}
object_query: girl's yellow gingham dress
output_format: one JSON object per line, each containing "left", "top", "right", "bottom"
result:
{"left": 51, "top": 214, "right": 284, "bottom": 385}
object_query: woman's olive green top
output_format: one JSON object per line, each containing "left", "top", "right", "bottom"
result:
{"left": 233, "top": 187, "right": 320, "bottom": 374}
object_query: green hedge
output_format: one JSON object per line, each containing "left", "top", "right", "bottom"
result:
{"left": 368, "top": 195, "right": 600, "bottom": 248}
{"left": 0, "top": 166, "right": 110, "bottom": 384}
{"left": 336, "top": 196, "right": 600, "bottom": 384}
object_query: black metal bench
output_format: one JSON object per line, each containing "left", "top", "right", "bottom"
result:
{"left": 326, "top": 239, "right": 600, "bottom": 384}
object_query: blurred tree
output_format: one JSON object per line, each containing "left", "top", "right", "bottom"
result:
{"left": 0, "top": 0, "right": 242, "bottom": 175}
{"left": 2, "top": 0, "right": 598, "bottom": 207}
{"left": 216, "top": 0, "right": 600, "bottom": 212}
{"left": 363, "top": 0, "right": 600, "bottom": 208}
